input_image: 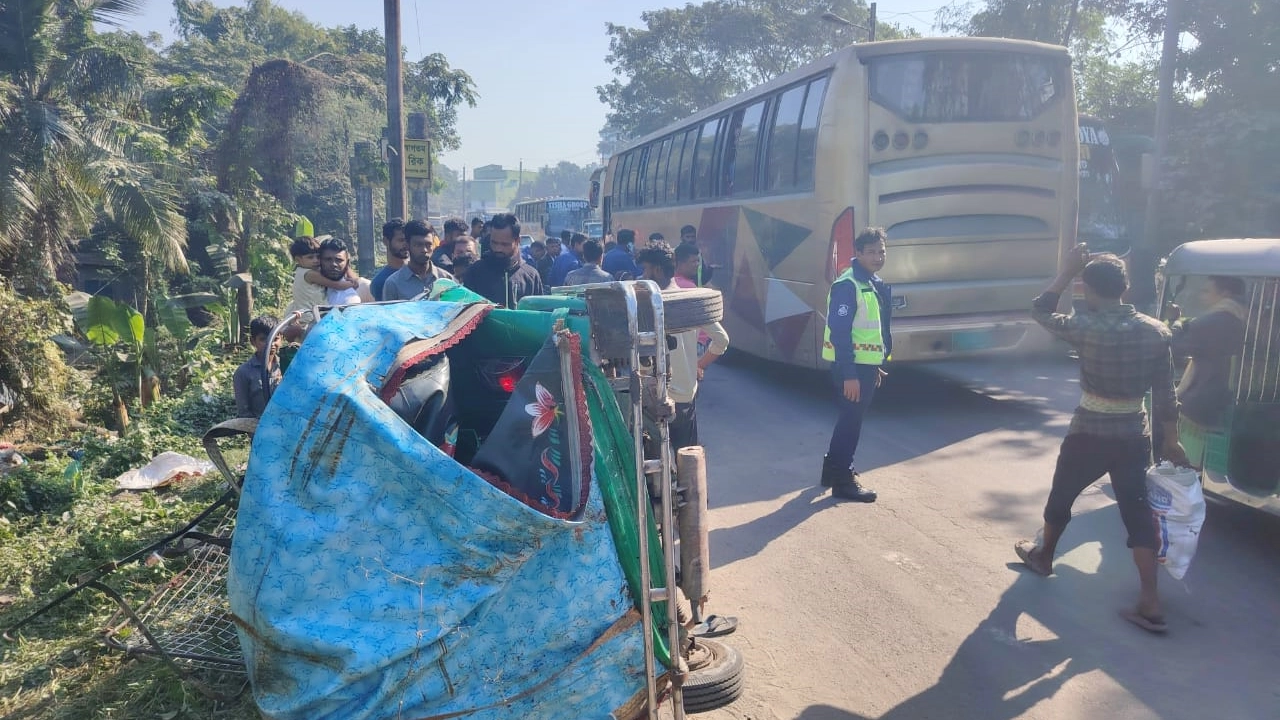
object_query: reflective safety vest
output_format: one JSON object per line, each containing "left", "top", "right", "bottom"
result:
{"left": 821, "top": 268, "right": 887, "bottom": 366}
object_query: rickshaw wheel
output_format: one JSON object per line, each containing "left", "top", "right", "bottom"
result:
{"left": 681, "top": 637, "right": 745, "bottom": 713}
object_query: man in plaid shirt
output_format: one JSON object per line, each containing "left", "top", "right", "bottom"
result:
{"left": 1016, "top": 245, "right": 1188, "bottom": 634}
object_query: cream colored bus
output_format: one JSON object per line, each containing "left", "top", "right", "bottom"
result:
{"left": 597, "top": 37, "right": 1079, "bottom": 367}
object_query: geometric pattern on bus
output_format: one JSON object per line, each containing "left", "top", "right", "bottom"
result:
{"left": 764, "top": 280, "right": 814, "bottom": 361}
{"left": 764, "top": 278, "right": 810, "bottom": 323}
{"left": 731, "top": 268, "right": 766, "bottom": 331}
{"left": 696, "top": 206, "right": 740, "bottom": 280}
{"left": 767, "top": 312, "right": 811, "bottom": 360}
{"left": 743, "top": 207, "right": 811, "bottom": 271}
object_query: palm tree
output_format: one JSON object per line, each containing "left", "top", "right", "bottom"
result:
{"left": 0, "top": 0, "right": 187, "bottom": 296}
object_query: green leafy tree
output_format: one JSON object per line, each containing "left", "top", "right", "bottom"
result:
{"left": 1113, "top": 0, "right": 1280, "bottom": 240}
{"left": 936, "top": 0, "right": 1114, "bottom": 46}
{"left": 599, "top": 0, "right": 906, "bottom": 138}
{"left": 527, "top": 162, "right": 596, "bottom": 200}
{"left": 0, "top": 0, "right": 188, "bottom": 295}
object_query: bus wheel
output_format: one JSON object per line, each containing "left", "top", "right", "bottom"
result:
{"left": 681, "top": 637, "right": 745, "bottom": 713}
{"left": 660, "top": 287, "right": 724, "bottom": 333}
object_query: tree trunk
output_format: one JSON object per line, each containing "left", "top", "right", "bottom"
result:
{"left": 112, "top": 388, "right": 130, "bottom": 432}
{"left": 1062, "top": 0, "right": 1082, "bottom": 45}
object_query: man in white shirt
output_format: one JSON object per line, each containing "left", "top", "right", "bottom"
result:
{"left": 318, "top": 237, "right": 362, "bottom": 306}
{"left": 637, "top": 241, "right": 729, "bottom": 450}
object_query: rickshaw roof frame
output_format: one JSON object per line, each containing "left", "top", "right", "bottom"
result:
{"left": 1162, "top": 238, "right": 1280, "bottom": 278}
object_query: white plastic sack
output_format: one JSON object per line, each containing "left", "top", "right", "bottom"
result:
{"left": 1146, "top": 462, "right": 1206, "bottom": 580}
{"left": 115, "top": 451, "right": 215, "bottom": 490}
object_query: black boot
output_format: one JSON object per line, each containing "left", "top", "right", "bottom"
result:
{"left": 831, "top": 477, "right": 877, "bottom": 502}
{"left": 822, "top": 456, "right": 877, "bottom": 502}
{"left": 820, "top": 455, "right": 846, "bottom": 487}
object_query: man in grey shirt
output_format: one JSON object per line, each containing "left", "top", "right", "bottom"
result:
{"left": 383, "top": 219, "right": 454, "bottom": 300}
{"left": 563, "top": 239, "right": 612, "bottom": 286}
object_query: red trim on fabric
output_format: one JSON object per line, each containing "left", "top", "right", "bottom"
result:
{"left": 378, "top": 305, "right": 493, "bottom": 404}
{"left": 562, "top": 331, "right": 596, "bottom": 518}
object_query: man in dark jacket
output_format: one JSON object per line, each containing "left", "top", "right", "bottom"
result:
{"left": 603, "top": 228, "right": 641, "bottom": 280}
{"left": 820, "top": 227, "right": 891, "bottom": 502}
{"left": 463, "top": 213, "right": 543, "bottom": 308}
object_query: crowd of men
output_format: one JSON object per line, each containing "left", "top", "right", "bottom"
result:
{"left": 236, "top": 216, "right": 721, "bottom": 416}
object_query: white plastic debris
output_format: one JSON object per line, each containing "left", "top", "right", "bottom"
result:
{"left": 114, "top": 451, "right": 215, "bottom": 490}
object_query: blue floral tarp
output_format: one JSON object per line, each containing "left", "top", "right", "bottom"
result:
{"left": 228, "top": 301, "right": 648, "bottom": 719}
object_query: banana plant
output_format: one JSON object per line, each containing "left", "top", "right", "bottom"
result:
{"left": 80, "top": 296, "right": 148, "bottom": 430}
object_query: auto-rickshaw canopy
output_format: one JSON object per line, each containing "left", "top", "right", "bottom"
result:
{"left": 1162, "top": 238, "right": 1280, "bottom": 277}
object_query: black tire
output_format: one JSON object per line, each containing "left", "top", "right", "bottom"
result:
{"left": 681, "top": 638, "right": 745, "bottom": 713}
{"left": 660, "top": 287, "right": 723, "bottom": 333}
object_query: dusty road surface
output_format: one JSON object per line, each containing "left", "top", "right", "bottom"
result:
{"left": 681, "top": 351, "right": 1280, "bottom": 720}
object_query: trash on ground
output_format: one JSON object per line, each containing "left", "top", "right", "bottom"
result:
{"left": 115, "top": 451, "right": 216, "bottom": 490}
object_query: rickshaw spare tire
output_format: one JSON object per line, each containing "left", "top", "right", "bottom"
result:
{"left": 659, "top": 287, "right": 723, "bottom": 334}
{"left": 681, "top": 637, "right": 745, "bottom": 713}
{"left": 585, "top": 283, "right": 723, "bottom": 358}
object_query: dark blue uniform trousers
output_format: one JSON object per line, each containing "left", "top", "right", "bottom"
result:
{"left": 826, "top": 363, "right": 880, "bottom": 470}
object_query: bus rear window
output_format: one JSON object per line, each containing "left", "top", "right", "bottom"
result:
{"left": 870, "top": 52, "right": 1064, "bottom": 123}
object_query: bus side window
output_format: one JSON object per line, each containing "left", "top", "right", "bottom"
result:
{"left": 692, "top": 118, "right": 722, "bottom": 201}
{"left": 676, "top": 128, "right": 697, "bottom": 203}
{"left": 731, "top": 99, "right": 768, "bottom": 197}
{"left": 720, "top": 109, "right": 745, "bottom": 198}
{"left": 613, "top": 153, "right": 627, "bottom": 209}
{"left": 767, "top": 84, "right": 806, "bottom": 192}
{"left": 652, "top": 137, "right": 672, "bottom": 205}
{"left": 626, "top": 149, "right": 642, "bottom": 209}
{"left": 796, "top": 76, "right": 829, "bottom": 189}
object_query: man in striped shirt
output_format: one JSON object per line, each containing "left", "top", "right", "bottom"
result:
{"left": 1016, "top": 245, "right": 1188, "bottom": 634}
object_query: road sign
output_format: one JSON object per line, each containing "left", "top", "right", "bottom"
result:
{"left": 404, "top": 139, "right": 430, "bottom": 180}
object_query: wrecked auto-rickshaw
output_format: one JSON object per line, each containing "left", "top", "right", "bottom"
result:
{"left": 227, "top": 279, "right": 743, "bottom": 719}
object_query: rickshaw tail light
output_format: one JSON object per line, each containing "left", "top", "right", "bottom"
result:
{"left": 498, "top": 373, "right": 519, "bottom": 393}
{"left": 478, "top": 357, "right": 527, "bottom": 394}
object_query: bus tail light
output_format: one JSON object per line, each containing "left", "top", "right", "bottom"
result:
{"left": 892, "top": 131, "right": 909, "bottom": 150}
{"left": 912, "top": 131, "right": 928, "bottom": 150}
{"left": 873, "top": 130, "right": 890, "bottom": 151}
{"left": 828, "top": 207, "right": 856, "bottom": 285}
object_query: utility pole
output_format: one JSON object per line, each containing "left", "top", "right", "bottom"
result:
{"left": 353, "top": 141, "right": 376, "bottom": 278}
{"left": 407, "top": 112, "right": 429, "bottom": 220}
{"left": 384, "top": 0, "right": 406, "bottom": 220}
{"left": 869, "top": 3, "right": 876, "bottom": 42}
{"left": 517, "top": 159, "right": 524, "bottom": 204}
{"left": 1140, "top": 0, "right": 1180, "bottom": 304}
{"left": 462, "top": 165, "right": 468, "bottom": 215}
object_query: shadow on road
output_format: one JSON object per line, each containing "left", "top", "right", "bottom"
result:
{"left": 702, "top": 351, "right": 1071, "bottom": 509}
{"left": 786, "top": 499, "right": 1280, "bottom": 720}
{"left": 796, "top": 705, "right": 867, "bottom": 720}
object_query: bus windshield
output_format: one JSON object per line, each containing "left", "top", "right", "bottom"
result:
{"left": 1078, "top": 118, "right": 1129, "bottom": 255}
{"left": 545, "top": 199, "right": 590, "bottom": 237}
{"left": 870, "top": 52, "right": 1064, "bottom": 123}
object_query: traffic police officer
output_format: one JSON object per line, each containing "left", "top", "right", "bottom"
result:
{"left": 821, "top": 227, "right": 892, "bottom": 501}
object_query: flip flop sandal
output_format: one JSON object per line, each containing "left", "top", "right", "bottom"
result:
{"left": 690, "top": 614, "right": 739, "bottom": 638}
{"left": 1014, "top": 541, "right": 1052, "bottom": 577}
{"left": 1120, "top": 609, "right": 1169, "bottom": 634}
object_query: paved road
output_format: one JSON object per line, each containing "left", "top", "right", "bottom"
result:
{"left": 684, "top": 351, "right": 1280, "bottom": 720}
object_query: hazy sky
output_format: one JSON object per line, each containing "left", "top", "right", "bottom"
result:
{"left": 130, "top": 1, "right": 936, "bottom": 173}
